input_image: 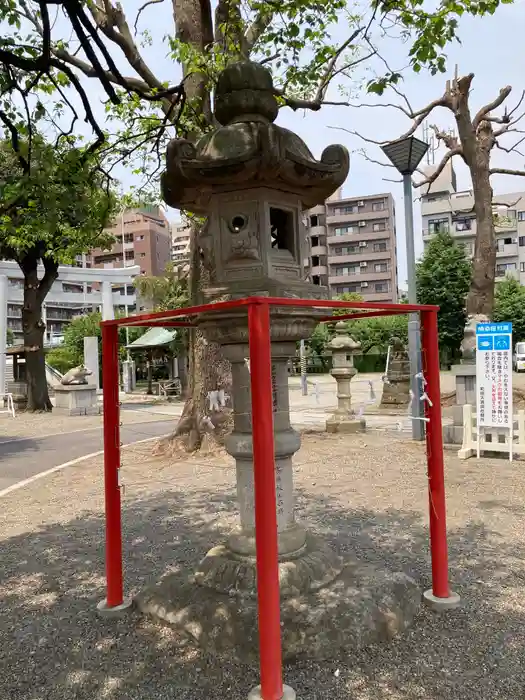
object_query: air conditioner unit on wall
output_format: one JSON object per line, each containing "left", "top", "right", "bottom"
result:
{"left": 361, "top": 282, "right": 369, "bottom": 288}
{"left": 359, "top": 241, "right": 367, "bottom": 247}
{"left": 358, "top": 200, "right": 364, "bottom": 206}
{"left": 360, "top": 262, "right": 367, "bottom": 267}
{"left": 359, "top": 221, "right": 366, "bottom": 227}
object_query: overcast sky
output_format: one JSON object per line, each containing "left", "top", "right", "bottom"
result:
{"left": 58, "top": 1, "right": 525, "bottom": 288}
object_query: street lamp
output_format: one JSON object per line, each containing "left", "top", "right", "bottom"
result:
{"left": 381, "top": 135, "right": 429, "bottom": 441}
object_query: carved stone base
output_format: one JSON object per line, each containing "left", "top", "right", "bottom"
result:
{"left": 380, "top": 380, "right": 410, "bottom": 407}
{"left": 326, "top": 415, "right": 366, "bottom": 434}
{"left": 194, "top": 532, "right": 343, "bottom": 598}
{"left": 136, "top": 537, "right": 421, "bottom": 662}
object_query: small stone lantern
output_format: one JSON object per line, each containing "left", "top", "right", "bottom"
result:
{"left": 380, "top": 336, "right": 411, "bottom": 408}
{"left": 325, "top": 322, "right": 365, "bottom": 433}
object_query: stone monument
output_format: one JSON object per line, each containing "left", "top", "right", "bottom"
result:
{"left": 54, "top": 365, "right": 99, "bottom": 416}
{"left": 137, "top": 60, "right": 420, "bottom": 661}
{"left": 380, "top": 337, "right": 411, "bottom": 408}
{"left": 443, "top": 313, "right": 487, "bottom": 444}
{"left": 325, "top": 322, "right": 366, "bottom": 433}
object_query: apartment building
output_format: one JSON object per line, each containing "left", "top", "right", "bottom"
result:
{"left": 171, "top": 221, "right": 191, "bottom": 266}
{"left": 90, "top": 205, "right": 172, "bottom": 279}
{"left": 421, "top": 161, "right": 525, "bottom": 284}
{"left": 304, "top": 188, "right": 398, "bottom": 302}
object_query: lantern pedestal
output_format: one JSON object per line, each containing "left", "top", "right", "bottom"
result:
{"left": 137, "top": 545, "right": 420, "bottom": 663}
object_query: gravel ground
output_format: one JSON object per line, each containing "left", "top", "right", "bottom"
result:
{"left": 1, "top": 432, "right": 525, "bottom": 699}
{"left": 0, "top": 403, "right": 180, "bottom": 441}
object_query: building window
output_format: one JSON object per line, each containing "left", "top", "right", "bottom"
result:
{"left": 455, "top": 219, "right": 472, "bottom": 232}
{"left": 372, "top": 201, "right": 385, "bottom": 211}
{"left": 518, "top": 211, "right": 525, "bottom": 221}
{"left": 311, "top": 235, "right": 319, "bottom": 247}
{"left": 496, "top": 262, "right": 517, "bottom": 277}
{"left": 334, "top": 205, "right": 358, "bottom": 215}
{"left": 519, "top": 236, "right": 525, "bottom": 246}
{"left": 334, "top": 225, "right": 357, "bottom": 236}
{"left": 137, "top": 234, "right": 145, "bottom": 240}
{"left": 374, "top": 263, "right": 388, "bottom": 273}
{"left": 428, "top": 218, "right": 449, "bottom": 234}
{"left": 372, "top": 221, "right": 386, "bottom": 232}
{"left": 334, "top": 264, "right": 359, "bottom": 276}
{"left": 373, "top": 241, "right": 387, "bottom": 252}
{"left": 375, "top": 282, "right": 389, "bottom": 293}
{"left": 309, "top": 215, "right": 318, "bottom": 227}
{"left": 139, "top": 252, "right": 146, "bottom": 258}
{"left": 335, "top": 284, "right": 359, "bottom": 294}
{"left": 521, "top": 262, "right": 525, "bottom": 272}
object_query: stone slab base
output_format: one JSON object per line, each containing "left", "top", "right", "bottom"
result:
{"left": 136, "top": 557, "right": 420, "bottom": 663}
{"left": 326, "top": 418, "right": 366, "bottom": 434}
{"left": 54, "top": 384, "right": 100, "bottom": 416}
{"left": 443, "top": 423, "right": 464, "bottom": 445}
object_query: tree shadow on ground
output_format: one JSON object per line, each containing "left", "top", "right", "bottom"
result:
{"left": 1, "top": 480, "right": 525, "bottom": 700}
{"left": 0, "top": 435, "right": 40, "bottom": 459}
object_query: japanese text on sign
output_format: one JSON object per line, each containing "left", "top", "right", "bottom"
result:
{"left": 476, "top": 322, "right": 513, "bottom": 429}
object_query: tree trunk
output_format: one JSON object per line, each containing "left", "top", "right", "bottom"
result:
{"left": 167, "top": 222, "right": 232, "bottom": 453}
{"left": 19, "top": 253, "right": 58, "bottom": 412}
{"left": 466, "top": 150, "right": 496, "bottom": 317}
{"left": 147, "top": 351, "right": 153, "bottom": 394}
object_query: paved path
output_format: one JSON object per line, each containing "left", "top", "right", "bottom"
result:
{"left": 0, "top": 418, "right": 176, "bottom": 492}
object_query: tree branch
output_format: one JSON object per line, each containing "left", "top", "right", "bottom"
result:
{"left": 473, "top": 86, "right": 512, "bottom": 129}
{"left": 37, "top": 257, "right": 59, "bottom": 305}
{"left": 244, "top": 5, "right": 273, "bottom": 52}
{"left": 490, "top": 168, "right": 525, "bottom": 177}
{"left": 413, "top": 148, "right": 462, "bottom": 192}
{"left": 134, "top": 0, "right": 165, "bottom": 33}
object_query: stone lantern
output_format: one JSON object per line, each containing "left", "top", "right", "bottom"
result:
{"left": 138, "top": 60, "right": 420, "bottom": 661}
{"left": 326, "top": 321, "right": 365, "bottom": 433}
{"left": 380, "top": 337, "right": 411, "bottom": 408}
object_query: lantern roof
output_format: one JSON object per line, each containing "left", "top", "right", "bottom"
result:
{"left": 162, "top": 61, "right": 349, "bottom": 212}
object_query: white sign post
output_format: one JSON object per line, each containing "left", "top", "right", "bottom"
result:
{"left": 476, "top": 322, "right": 513, "bottom": 461}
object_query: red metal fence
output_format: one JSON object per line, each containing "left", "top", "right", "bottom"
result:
{"left": 100, "top": 296, "right": 451, "bottom": 700}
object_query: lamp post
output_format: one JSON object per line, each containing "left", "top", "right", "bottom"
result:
{"left": 381, "top": 135, "right": 429, "bottom": 441}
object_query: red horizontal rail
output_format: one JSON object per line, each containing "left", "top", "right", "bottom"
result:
{"left": 124, "top": 320, "right": 194, "bottom": 328}
{"left": 319, "top": 309, "right": 408, "bottom": 322}
{"left": 102, "top": 296, "right": 439, "bottom": 328}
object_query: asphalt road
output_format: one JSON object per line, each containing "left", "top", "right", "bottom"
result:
{"left": 0, "top": 419, "right": 175, "bottom": 492}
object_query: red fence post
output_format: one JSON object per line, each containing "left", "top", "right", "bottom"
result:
{"left": 97, "top": 323, "right": 131, "bottom": 616}
{"left": 247, "top": 301, "right": 290, "bottom": 700}
{"left": 420, "top": 310, "right": 460, "bottom": 610}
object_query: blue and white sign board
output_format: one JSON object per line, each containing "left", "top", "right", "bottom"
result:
{"left": 476, "top": 322, "right": 513, "bottom": 429}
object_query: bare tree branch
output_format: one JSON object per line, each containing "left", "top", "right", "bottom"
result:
{"left": 413, "top": 148, "right": 462, "bottom": 192}
{"left": 473, "top": 86, "right": 512, "bottom": 129}
{"left": 490, "top": 168, "right": 525, "bottom": 177}
{"left": 134, "top": 0, "right": 165, "bottom": 33}
{"left": 495, "top": 136, "right": 525, "bottom": 158}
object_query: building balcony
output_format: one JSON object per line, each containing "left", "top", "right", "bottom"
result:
{"left": 311, "top": 265, "right": 328, "bottom": 276}
{"left": 326, "top": 209, "right": 388, "bottom": 225}
{"left": 422, "top": 228, "right": 474, "bottom": 239}
{"left": 328, "top": 270, "right": 393, "bottom": 285}
{"left": 326, "top": 230, "right": 391, "bottom": 245}
{"left": 421, "top": 199, "right": 452, "bottom": 216}
{"left": 327, "top": 250, "right": 391, "bottom": 264}
{"left": 310, "top": 244, "right": 327, "bottom": 256}
{"left": 496, "top": 243, "right": 518, "bottom": 257}
{"left": 307, "top": 225, "right": 327, "bottom": 238}
{"left": 450, "top": 192, "right": 474, "bottom": 210}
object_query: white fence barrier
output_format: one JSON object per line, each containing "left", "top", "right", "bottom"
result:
{"left": 459, "top": 404, "right": 525, "bottom": 460}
